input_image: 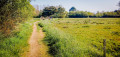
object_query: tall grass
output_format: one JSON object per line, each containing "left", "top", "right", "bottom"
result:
{"left": 0, "top": 20, "right": 34, "bottom": 57}
{"left": 38, "top": 20, "right": 113, "bottom": 57}
{"left": 53, "top": 18, "right": 120, "bottom": 56}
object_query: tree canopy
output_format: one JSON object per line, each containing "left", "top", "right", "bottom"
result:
{"left": 0, "top": 0, "right": 35, "bottom": 35}
{"left": 69, "top": 7, "right": 77, "bottom": 12}
{"left": 42, "top": 6, "right": 57, "bottom": 17}
{"left": 51, "top": 6, "right": 67, "bottom": 18}
{"left": 35, "top": 3, "right": 120, "bottom": 18}
{"left": 38, "top": 6, "right": 67, "bottom": 18}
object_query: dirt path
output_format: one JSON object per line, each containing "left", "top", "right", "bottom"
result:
{"left": 26, "top": 22, "right": 51, "bottom": 57}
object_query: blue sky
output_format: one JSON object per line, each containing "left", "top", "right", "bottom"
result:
{"left": 30, "top": 0, "right": 120, "bottom": 13}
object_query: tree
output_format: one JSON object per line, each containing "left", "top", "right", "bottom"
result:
{"left": 42, "top": 6, "right": 57, "bottom": 17}
{"left": 69, "top": 7, "right": 77, "bottom": 12}
{"left": 51, "top": 6, "right": 66, "bottom": 18}
{"left": 87, "top": 12, "right": 94, "bottom": 18}
{"left": 57, "top": 6, "right": 65, "bottom": 13}
{"left": 0, "top": 0, "right": 35, "bottom": 36}
{"left": 114, "top": 10, "right": 120, "bottom": 17}
{"left": 41, "top": 6, "right": 67, "bottom": 18}
{"left": 113, "top": 1, "right": 120, "bottom": 17}
{"left": 102, "top": 11, "right": 118, "bottom": 18}
{"left": 95, "top": 11, "right": 103, "bottom": 18}
{"left": 69, "top": 11, "right": 88, "bottom": 18}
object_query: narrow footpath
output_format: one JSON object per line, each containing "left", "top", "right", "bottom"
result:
{"left": 26, "top": 22, "right": 51, "bottom": 57}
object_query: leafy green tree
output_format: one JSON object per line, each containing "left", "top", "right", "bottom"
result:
{"left": 57, "top": 6, "right": 65, "bottom": 13}
{"left": 65, "top": 11, "right": 69, "bottom": 18}
{"left": 113, "top": 1, "right": 120, "bottom": 17}
{"left": 51, "top": 6, "right": 66, "bottom": 18}
{"left": 42, "top": 6, "right": 57, "bottom": 17}
{"left": 69, "top": 11, "right": 89, "bottom": 18}
{"left": 69, "top": 7, "right": 77, "bottom": 12}
{"left": 95, "top": 11, "right": 103, "bottom": 18}
{"left": 0, "top": 0, "right": 35, "bottom": 36}
{"left": 102, "top": 11, "right": 117, "bottom": 17}
{"left": 87, "top": 12, "right": 94, "bottom": 18}
{"left": 115, "top": 10, "right": 120, "bottom": 16}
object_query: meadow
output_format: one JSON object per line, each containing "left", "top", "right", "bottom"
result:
{"left": 39, "top": 18, "right": 120, "bottom": 57}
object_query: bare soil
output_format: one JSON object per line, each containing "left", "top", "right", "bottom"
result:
{"left": 26, "top": 22, "right": 51, "bottom": 57}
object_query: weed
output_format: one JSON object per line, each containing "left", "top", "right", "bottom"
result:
{"left": 63, "top": 26, "right": 68, "bottom": 28}
{"left": 111, "top": 31, "right": 120, "bottom": 36}
{"left": 82, "top": 25, "right": 89, "bottom": 28}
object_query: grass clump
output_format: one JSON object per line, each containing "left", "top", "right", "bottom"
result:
{"left": 0, "top": 20, "right": 34, "bottom": 57}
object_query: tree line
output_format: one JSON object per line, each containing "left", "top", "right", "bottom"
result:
{"left": 0, "top": 0, "right": 35, "bottom": 36}
{"left": 69, "top": 10, "right": 120, "bottom": 18}
{"left": 35, "top": 1, "right": 120, "bottom": 18}
{"left": 35, "top": 6, "right": 67, "bottom": 18}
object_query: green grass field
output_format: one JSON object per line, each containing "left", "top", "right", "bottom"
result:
{"left": 39, "top": 18, "right": 120, "bottom": 57}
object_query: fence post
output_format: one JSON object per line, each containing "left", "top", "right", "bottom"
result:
{"left": 103, "top": 39, "right": 106, "bottom": 57}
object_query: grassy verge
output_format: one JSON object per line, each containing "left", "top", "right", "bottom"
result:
{"left": 0, "top": 20, "right": 34, "bottom": 57}
{"left": 38, "top": 19, "right": 113, "bottom": 57}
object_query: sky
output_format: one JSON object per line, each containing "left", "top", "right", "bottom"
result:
{"left": 30, "top": 0, "right": 120, "bottom": 13}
